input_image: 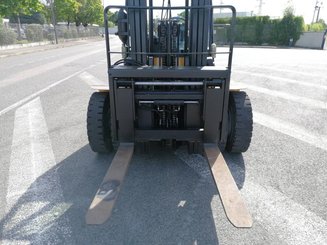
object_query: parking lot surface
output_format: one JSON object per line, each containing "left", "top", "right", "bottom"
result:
{"left": 0, "top": 40, "right": 326, "bottom": 244}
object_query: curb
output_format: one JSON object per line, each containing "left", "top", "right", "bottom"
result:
{"left": 0, "top": 41, "right": 52, "bottom": 50}
{"left": 0, "top": 37, "right": 105, "bottom": 58}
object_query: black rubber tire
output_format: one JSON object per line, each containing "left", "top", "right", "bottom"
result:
{"left": 87, "top": 92, "right": 112, "bottom": 153}
{"left": 226, "top": 91, "right": 253, "bottom": 153}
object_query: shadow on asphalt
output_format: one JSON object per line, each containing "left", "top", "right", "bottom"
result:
{"left": 223, "top": 152, "right": 246, "bottom": 189}
{"left": 0, "top": 143, "right": 246, "bottom": 245}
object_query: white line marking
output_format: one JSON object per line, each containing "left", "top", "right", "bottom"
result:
{"left": 175, "top": 147, "right": 327, "bottom": 244}
{"left": 236, "top": 65, "right": 327, "bottom": 80}
{"left": 243, "top": 181, "right": 327, "bottom": 245}
{"left": 234, "top": 70, "right": 327, "bottom": 90}
{"left": 287, "top": 64, "right": 327, "bottom": 73}
{"left": 253, "top": 111, "right": 327, "bottom": 151}
{"left": 234, "top": 82, "right": 327, "bottom": 110}
{"left": 2, "top": 97, "right": 73, "bottom": 244}
{"left": 79, "top": 72, "right": 107, "bottom": 86}
{"left": 0, "top": 48, "right": 104, "bottom": 89}
{"left": 0, "top": 67, "right": 91, "bottom": 117}
{"left": 0, "top": 52, "right": 121, "bottom": 117}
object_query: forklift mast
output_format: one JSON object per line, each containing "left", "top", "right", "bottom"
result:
{"left": 104, "top": 1, "right": 237, "bottom": 147}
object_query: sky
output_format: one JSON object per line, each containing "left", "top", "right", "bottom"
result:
{"left": 103, "top": 0, "right": 326, "bottom": 24}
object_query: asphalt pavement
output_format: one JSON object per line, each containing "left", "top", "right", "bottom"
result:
{"left": 0, "top": 39, "right": 326, "bottom": 245}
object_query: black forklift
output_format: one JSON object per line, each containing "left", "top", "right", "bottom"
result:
{"left": 86, "top": 0, "right": 253, "bottom": 228}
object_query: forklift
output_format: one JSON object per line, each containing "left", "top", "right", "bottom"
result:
{"left": 86, "top": 0, "right": 253, "bottom": 228}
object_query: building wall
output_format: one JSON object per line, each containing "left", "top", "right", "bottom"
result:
{"left": 213, "top": 12, "right": 252, "bottom": 19}
{"left": 295, "top": 31, "right": 327, "bottom": 50}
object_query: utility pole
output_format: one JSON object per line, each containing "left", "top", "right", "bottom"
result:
{"left": 312, "top": 0, "right": 318, "bottom": 23}
{"left": 316, "top": 1, "right": 323, "bottom": 22}
{"left": 257, "top": 0, "right": 265, "bottom": 16}
{"left": 316, "top": 5, "right": 321, "bottom": 22}
{"left": 312, "top": 0, "right": 324, "bottom": 23}
{"left": 49, "top": 0, "right": 58, "bottom": 44}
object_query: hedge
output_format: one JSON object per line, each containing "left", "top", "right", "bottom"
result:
{"left": 214, "top": 14, "right": 305, "bottom": 46}
{"left": 0, "top": 21, "right": 17, "bottom": 45}
{"left": 26, "top": 24, "right": 44, "bottom": 42}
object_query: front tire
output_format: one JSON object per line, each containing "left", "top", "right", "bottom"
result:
{"left": 226, "top": 91, "right": 253, "bottom": 153}
{"left": 87, "top": 92, "right": 112, "bottom": 153}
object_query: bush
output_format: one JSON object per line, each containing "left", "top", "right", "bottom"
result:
{"left": 16, "top": 40, "right": 28, "bottom": 44}
{"left": 71, "top": 29, "right": 78, "bottom": 38}
{"left": 26, "top": 24, "right": 44, "bottom": 42}
{"left": 63, "top": 29, "right": 72, "bottom": 39}
{"left": 307, "top": 22, "right": 327, "bottom": 32}
{"left": 0, "top": 23, "right": 17, "bottom": 46}
{"left": 88, "top": 28, "right": 98, "bottom": 37}
{"left": 79, "top": 31, "right": 87, "bottom": 37}
{"left": 273, "top": 13, "right": 305, "bottom": 46}
{"left": 63, "top": 28, "right": 79, "bottom": 39}
{"left": 47, "top": 33, "right": 55, "bottom": 41}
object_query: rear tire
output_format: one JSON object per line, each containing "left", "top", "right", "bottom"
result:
{"left": 87, "top": 92, "right": 112, "bottom": 153}
{"left": 226, "top": 91, "right": 253, "bottom": 153}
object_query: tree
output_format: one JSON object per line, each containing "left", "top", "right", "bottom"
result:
{"left": 108, "top": 11, "right": 118, "bottom": 25}
{"left": 75, "top": 0, "right": 103, "bottom": 27}
{"left": 276, "top": 7, "right": 305, "bottom": 46}
{"left": 0, "top": 0, "right": 42, "bottom": 17}
{"left": 41, "top": 3, "right": 52, "bottom": 24}
{"left": 307, "top": 19, "right": 327, "bottom": 32}
{"left": 317, "top": 19, "right": 326, "bottom": 26}
{"left": 0, "top": 0, "right": 42, "bottom": 39}
{"left": 54, "top": 0, "right": 80, "bottom": 25}
{"left": 177, "top": 11, "right": 185, "bottom": 19}
{"left": 9, "top": 12, "right": 46, "bottom": 24}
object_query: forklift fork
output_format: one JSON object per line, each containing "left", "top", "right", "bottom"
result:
{"left": 86, "top": 143, "right": 252, "bottom": 228}
{"left": 86, "top": 143, "right": 134, "bottom": 225}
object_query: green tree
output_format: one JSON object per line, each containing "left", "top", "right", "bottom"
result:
{"left": 307, "top": 19, "right": 327, "bottom": 31}
{"left": 276, "top": 7, "right": 305, "bottom": 45}
{"left": 317, "top": 19, "right": 327, "bottom": 27}
{"left": 108, "top": 11, "right": 118, "bottom": 25}
{"left": 54, "top": 0, "right": 80, "bottom": 25}
{"left": 9, "top": 12, "right": 46, "bottom": 24}
{"left": 0, "top": 0, "right": 42, "bottom": 17}
{"left": 105, "top": 11, "right": 116, "bottom": 27}
{"left": 41, "top": 3, "right": 52, "bottom": 24}
{"left": 75, "top": 0, "right": 103, "bottom": 27}
{"left": 177, "top": 11, "right": 185, "bottom": 19}
{"left": 0, "top": 0, "right": 42, "bottom": 39}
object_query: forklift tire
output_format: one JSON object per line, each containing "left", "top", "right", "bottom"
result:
{"left": 87, "top": 92, "right": 113, "bottom": 153}
{"left": 226, "top": 91, "right": 253, "bottom": 153}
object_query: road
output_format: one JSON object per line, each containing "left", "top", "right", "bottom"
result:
{"left": 0, "top": 39, "right": 326, "bottom": 245}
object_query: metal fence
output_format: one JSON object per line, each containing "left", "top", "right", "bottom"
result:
{"left": 0, "top": 23, "right": 101, "bottom": 46}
